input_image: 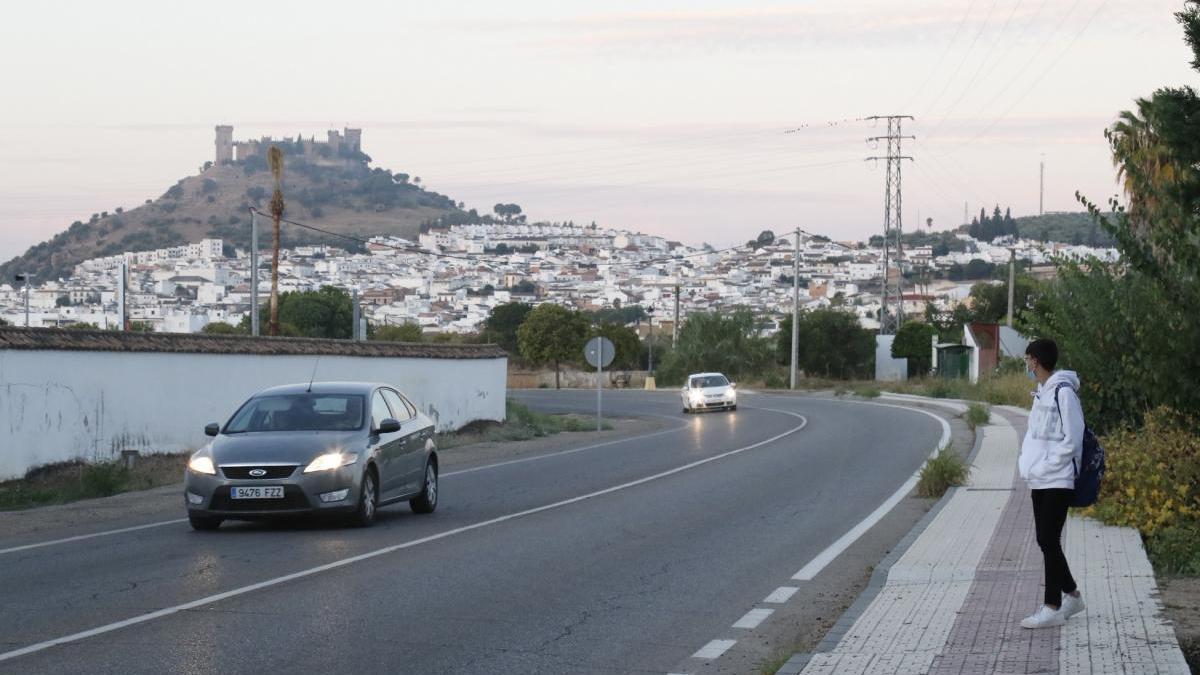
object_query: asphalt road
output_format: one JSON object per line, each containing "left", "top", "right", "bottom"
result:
{"left": 0, "top": 390, "right": 944, "bottom": 674}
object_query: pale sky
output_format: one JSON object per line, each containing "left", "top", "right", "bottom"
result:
{"left": 0, "top": 0, "right": 1193, "bottom": 261}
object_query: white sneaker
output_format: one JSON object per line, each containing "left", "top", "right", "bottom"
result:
{"left": 1020, "top": 605, "right": 1065, "bottom": 629}
{"left": 1061, "top": 593, "right": 1085, "bottom": 619}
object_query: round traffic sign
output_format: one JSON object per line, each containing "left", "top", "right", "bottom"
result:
{"left": 584, "top": 336, "right": 616, "bottom": 368}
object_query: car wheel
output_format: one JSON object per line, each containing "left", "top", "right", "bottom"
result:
{"left": 730, "top": 404, "right": 737, "bottom": 411}
{"left": 188, "top": 515, "right": 222, "bottom": 531}
{"left": 410, "top": 461, "right": 438, "bottom": 514}
{"left": 351, "top": 469, "right": 379, "bottom": 527}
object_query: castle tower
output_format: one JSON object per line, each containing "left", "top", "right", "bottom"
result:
{"left": 343, "top": 127, "right": 362, "bottom": 152}
{"left": 327, "top": 129, "right": 342, "bottom": 155}
{"left": 215, "top": 125, "right": 234, "bottom": 165}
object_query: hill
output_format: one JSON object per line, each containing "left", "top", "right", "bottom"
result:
{"left": 1012, "top": 212, "right": 1115, "bottom": 246}
{"left": 0, "top": 145, "right": 469, "bottom": 281}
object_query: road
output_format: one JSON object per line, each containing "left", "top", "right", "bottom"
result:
{"left": 0, "top": 390, "right": 946, "bottom": 674}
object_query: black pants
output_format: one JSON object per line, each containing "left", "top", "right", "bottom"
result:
{"left": 1031, "top": 488, "right": 1078, "bottom": 607}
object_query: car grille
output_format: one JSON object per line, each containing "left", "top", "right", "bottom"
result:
{"left": 209, "top": 485, "right": 311, "bottom": 512}
{"left": 220, "top": 465, "right": 298, "bottom": 479}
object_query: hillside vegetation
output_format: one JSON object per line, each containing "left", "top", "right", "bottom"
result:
{"left": 0, "top": 149, "right": 466, "bottom": 281}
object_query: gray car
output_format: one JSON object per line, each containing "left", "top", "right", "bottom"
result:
{"left": 183, "top": 382, "right": 438, "bottom": 531}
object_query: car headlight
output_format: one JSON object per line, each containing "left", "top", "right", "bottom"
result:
{"left": 303, "top": 452, "right": 358, "bottom": 473}
{"left": 690, "top": 392, "right": 704, "bottom": 403}
{"left": 188, "top": 455, "right": 216, "bottom": 475}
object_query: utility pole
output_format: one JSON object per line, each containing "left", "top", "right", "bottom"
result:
{"left": 352, "top": 289, "right": 361, "bottom": 341}
{"left": 1007, "top": 248, "right": 1016, "bottom": 327}
{"left": 118, "top": 261, "right": 127, "bottom": 331}
{"left": 250, "top": 208, "right": 260, "bottom": 336}
{"left": 672, "top": 282, "right": 680, "bottom": 348}
{"left": 14, "top": 273, "right": 33, "bottom": 327}
{"left": 646, "top": 308, "right": 654, "bottom": 375}
{"left": 790, "top": 228, "right": 801, "bottom": 389}
{"left": 963, "top": 202, "right": 968, "bottom": 227}
{"left": 866, "top": 115, "right": 914, "bottom": 335}
{"left": 1039, "top": 155, "right": 1045, "bottom": 216}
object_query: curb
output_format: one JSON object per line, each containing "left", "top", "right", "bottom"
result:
{"left": 775, "top": 398, "right": 987, "bottom": 675}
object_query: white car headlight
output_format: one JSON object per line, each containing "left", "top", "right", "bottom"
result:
{"left": 303, "top": 452, "right": 358, "bottom": 474}
{"left": 188, "top": 455, "right": 216, "bottom": 475}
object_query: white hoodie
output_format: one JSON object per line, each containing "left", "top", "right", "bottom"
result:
{"left": 1018, "top": 370, "right": 1085, "bottom": 490}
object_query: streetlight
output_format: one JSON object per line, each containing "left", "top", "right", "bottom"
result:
{"left": 14, "top": 273, "right": 33, "bottom": 327}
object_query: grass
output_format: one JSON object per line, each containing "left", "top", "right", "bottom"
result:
{"left": 437, "top": 399, "right": 612, "bottom": 449}
{"left": 965, "top": 402, "right": 991, "bottom": 430}
{"left": 917, "top": 444, "right": 970, "bottom": 498}
{"left": 0, "top": 453, "right": 188, "bottom": 511}
{"left": 792, "top": 372, "right": 1032, "bottom": 408}
{"left": 853, "top": 385, "right": 881, "bottom": 398}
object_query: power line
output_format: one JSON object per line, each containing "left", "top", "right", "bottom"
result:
{"left": 899, "top": 0, "right": 980, "bottom": 113}
{"left": 920, "top": 0, "right": 1000, "bottom": 118}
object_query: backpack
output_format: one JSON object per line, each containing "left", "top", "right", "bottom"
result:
{"left": 1053, "top": 382, "right": 1106, "bottom": 508}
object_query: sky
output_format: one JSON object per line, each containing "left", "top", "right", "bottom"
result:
{"left": 0, "top": 0, "right": 1194, "bottom": 262}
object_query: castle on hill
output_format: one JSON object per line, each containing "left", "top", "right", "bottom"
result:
{"left": 214, "top": 125, "right": 363, "bottom": 164}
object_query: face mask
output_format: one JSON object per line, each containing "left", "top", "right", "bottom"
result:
{"left": 1026, "top": 367, "right": 1037, "bottom": 381}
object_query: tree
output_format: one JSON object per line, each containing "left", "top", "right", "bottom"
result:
{"left": 776, "top": 309, "right": 875, "bottom": 379}
{"left": 966, "top": 275, "right": 1040, "bottom": 327}
{"left": 202, "top": 322, "right": 245, "bottom": 335}
{"left": 267, "top": 145, "right": 285, "bottom": 336}
{"left": 482, "top": 302, "right": 532, "bottom": 355}
{"left": 656, "top": 309, "right": 775, "bottom": 385}
{"left": 240, "top": 286, "right": 354, "bottom": 339}
{"left": 589, "top": 323, "right": 641, "bottom": 370}
{"left": 892, "top": 321, "right": 936, "bottom": 377}
{"left": 517, "top": 304, "right": 589, "bottom": 389}
{"left": 373, "top": 323, "right": 424, "bottom": 342}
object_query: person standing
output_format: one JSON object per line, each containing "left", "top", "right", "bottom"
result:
{"left": 1018, "top": 338, "right": 1086, "bottom": 629}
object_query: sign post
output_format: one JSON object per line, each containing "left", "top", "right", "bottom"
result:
{"left": 584, "top": 336, "right": 616, "bottom": 432}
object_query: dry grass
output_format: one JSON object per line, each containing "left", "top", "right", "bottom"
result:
{"left": 0, "top": 453, "right": 188, "bottom": 510}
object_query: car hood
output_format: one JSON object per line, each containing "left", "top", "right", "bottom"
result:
{"left": 207, "top": 430, "right": 363, "bottom": 465}
{"left": 690, "top": 386, "right": 733, "bottom": 396}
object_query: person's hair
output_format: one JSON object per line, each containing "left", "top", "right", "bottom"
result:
{"left": 1025, "top": 338, "right": 1058, "bottom": 371}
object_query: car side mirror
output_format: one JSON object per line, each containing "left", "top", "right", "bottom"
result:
{"left": 377, "top": 418, "right": 401, "bottom": 434}
{"left": 204, "top": 423, "right": 220, "bottom": 437}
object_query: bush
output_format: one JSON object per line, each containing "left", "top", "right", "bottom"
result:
{"left": 1089, "top": 407, "right": 1200, "bottom": 537}
{"left": 917, "top": 444, "right": 969, "bottom": 498}
{"left": 80, "top": 462, "right": 129, "bottom": 497}
{"left": 854, "top": 386, "right": 881, "bottom": 398}
{"left": 965, "top": 402, "right": 990, "bottom": 430}
{"left": 1146, "top": 518, "right": 1200, "bottom": 575}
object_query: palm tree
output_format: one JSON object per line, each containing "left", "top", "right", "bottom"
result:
{"left": 267, "top": 146, "right": 285, "bottom": 336}
{"left": 1106, "top": 98, "right": 1184, "bottom": 237}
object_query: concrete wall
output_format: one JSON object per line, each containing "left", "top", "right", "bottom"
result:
{"left": 874, "top": 335, "right": 908, "bottom": 382}
{"left": 508, "top": 369, "right": 649, "bottom": 390}
{"left": 0, "top": 349, "right": 506, "bottom": 479}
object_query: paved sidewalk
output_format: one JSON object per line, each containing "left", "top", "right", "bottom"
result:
{"left": 781, "top": 404, "right": 1189, "bottom": 675}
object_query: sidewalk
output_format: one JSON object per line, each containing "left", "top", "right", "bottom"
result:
{"left": 780, "top": 404, "right": 1190, "bottom": 675}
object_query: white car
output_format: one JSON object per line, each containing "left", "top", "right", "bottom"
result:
{"left": 681, "top": 372, "right": 737, "bottom": 413}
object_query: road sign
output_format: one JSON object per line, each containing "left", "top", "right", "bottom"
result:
{"left": 584, "top": 336, "right": 615, "bottom": 369}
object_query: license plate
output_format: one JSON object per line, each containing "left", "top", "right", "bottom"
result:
{"left": 231, "top": 486, "right": 284, "bottom": 499}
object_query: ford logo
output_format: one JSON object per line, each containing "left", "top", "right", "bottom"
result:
{"left": 248, "top": 468, "right": 267, "bottom": 477}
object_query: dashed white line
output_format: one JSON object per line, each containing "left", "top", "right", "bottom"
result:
{"left": 763, "top": 586, "right": 799, "bottom": 604}
{"left": 732, "top": 608, "right": 774, "bottom": 629}
{"left": 0, "top": 411, "right": 807, "bottom": 664}
{"left": 692, "top": 639, "right": 737, "bottom": 659}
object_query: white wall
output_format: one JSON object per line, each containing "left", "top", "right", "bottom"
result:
{"left": 0, "top": 350, "right": 506, "bottom": 479}
{"left": 875, "top": 334, "right": 908, "bottom": 382}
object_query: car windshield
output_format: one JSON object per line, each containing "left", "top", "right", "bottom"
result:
{"left": 224, "top": 394, "right": 365, "bottom": 433}
{"left": 690, "top": 375, "right": 729, "bottom": 388}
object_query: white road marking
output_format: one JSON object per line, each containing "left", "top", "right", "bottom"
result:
{"left": 0, "top": 411, "right": 807, "bottom": 664}
{"left": 763, "top": 586, "right": 799, "bottom": 604}
{"left": 786, "top": 400, "right": 951, "bottom": 581}
{"left": 0, "top": 519, "right": 189, "bottom": 556}
{"left": 732, "top": 608, "right": 773, "bottom": 629}
{"left": 692, "top": 639, "right": 737, "bottom": 659}
{"left": 0, "top": 418, "right": 689, "bottom": 558}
